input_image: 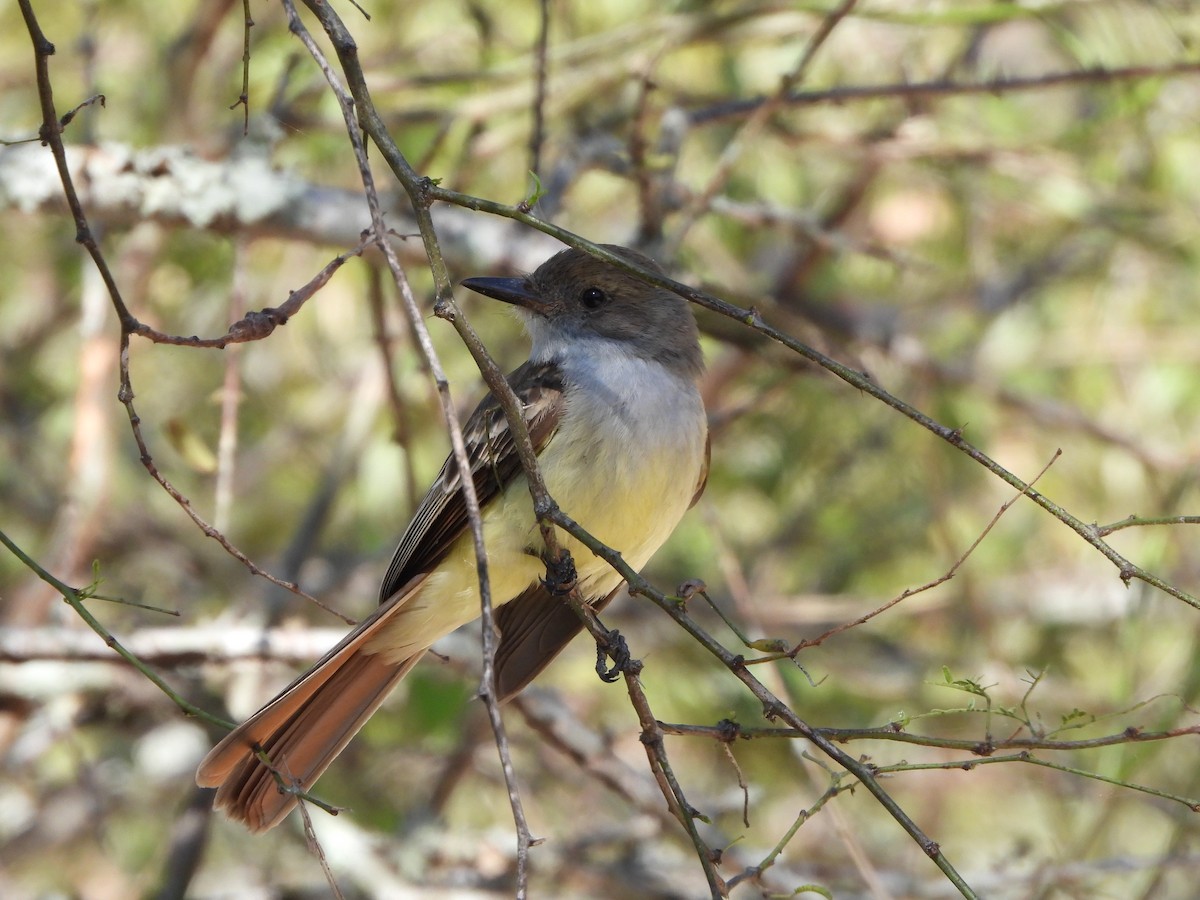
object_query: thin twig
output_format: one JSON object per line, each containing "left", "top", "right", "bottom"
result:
{"left": 528, "top": 0, "right": 550, "bottom": 181}
{"left": 658, "top": 720, "right": 1200, "bottom": 755}
{"left": 129, "top": 238, "right": 370, "bottom": 349}
{"left": 628, "top": 50, "right": 668, "bottom": 245}
{"left": 125, "top": 326, "right": 353, "bottom": 621}
{"left": 727, "top": 780, "right": 851, "bottom": 891}
{"left": 688, "top": 61, "right": 1200, "bottom": 125}
{"left": 0, "top": 528, "right": 232, "bottom": 729}
{"left": 298, "top": 800, "right": 348, "bottom": 900}
{"left": 719, "top": 741, "right": 750, "bottom": 830}
{"left": 365, "top": 260, "right": 420, "bottom": 509}
{"left": 287, "top": 4, "right": 540, "bottom": 892}
{"left": 1094, "top": 514, "right": 1200, "bottom": 538}
{"left": 664, "top": 0, "right": 859, "bottom": 258}
{"left": 228, "top": 0, "right": 254, "bottom": 133}
{"left": 214, "top": 240, "right": 248, "bottom": 534}
{"left": 625, "top": 664, "right": 727, "bottom": 898}
{"left": 17, "top": 0, "right": 352, "bottom": 624}
{"left": 785, "top": 449, "right": 1062, "bottom": 654}
{"left": 872, "top": 753, "right": 1200, "bottom": 811}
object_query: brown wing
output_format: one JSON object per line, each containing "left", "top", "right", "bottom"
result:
{"left": 378, "top": 360, "right": 565, "bottom": 603}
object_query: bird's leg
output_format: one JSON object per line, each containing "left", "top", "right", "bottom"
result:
{"left": 534, "top": 547, "right": 635, "bottom": 684}
{"left": 595, "top": 630, "right": 632, "bottom": 683}
{"left": 539, "top": 547, "right": 578, "bottom": 596}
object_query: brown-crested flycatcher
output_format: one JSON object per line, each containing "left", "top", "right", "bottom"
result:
{"left": 196, "top": 245, "right": 709, "bottom": 831}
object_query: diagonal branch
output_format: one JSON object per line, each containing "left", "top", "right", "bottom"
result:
{"left": 286, "top": 2, "right": 541, "bottom": 892}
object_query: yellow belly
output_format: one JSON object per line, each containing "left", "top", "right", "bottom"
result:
{"left": 364, "top": 371, "right": 707, "bottom": 664}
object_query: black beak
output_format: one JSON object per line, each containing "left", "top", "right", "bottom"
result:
{"left": 460, "top": 276, "right": 552, "bottom": 315}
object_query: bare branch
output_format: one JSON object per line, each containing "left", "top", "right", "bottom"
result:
{"left": 688, "top": 61, "right": 1200, "bottom": 125}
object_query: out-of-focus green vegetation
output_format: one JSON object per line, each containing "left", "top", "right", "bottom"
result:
{"left": 3, "top": 1, "right": 1200, "bottom": 897}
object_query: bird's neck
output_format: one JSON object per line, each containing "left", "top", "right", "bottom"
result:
{"left": 531, "top": 332, "right": 699, "bottom": 389}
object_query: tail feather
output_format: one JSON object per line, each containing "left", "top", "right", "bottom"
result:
{"left": 207, "top": 651, "right": 421, "bottom": 832}
{"left": 197, "top": 574, "right": 429, "bottom": 832}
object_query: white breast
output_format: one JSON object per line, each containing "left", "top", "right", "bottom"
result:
{"left": 540, "top": 339, "right": 708, "bottom": 595}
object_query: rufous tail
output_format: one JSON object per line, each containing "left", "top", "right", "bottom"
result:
{"left": 196, "top": 575, "right": 428, "bottom": 832}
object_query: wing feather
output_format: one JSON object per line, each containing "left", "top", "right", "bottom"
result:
{"left": 378, "top": 360, "right": 565, "bottom": 603}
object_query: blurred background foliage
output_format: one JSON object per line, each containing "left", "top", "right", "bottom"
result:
{"left": 3, "top": 1, "right": 1200, "bottom": 898}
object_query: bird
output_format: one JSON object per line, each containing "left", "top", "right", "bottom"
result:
{"left": 195, "top": 244, "right": 710, "bottom": 832}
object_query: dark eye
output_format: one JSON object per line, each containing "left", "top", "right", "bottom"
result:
{"left": 579, "top": 286, "right": 607, "bottom": 310}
